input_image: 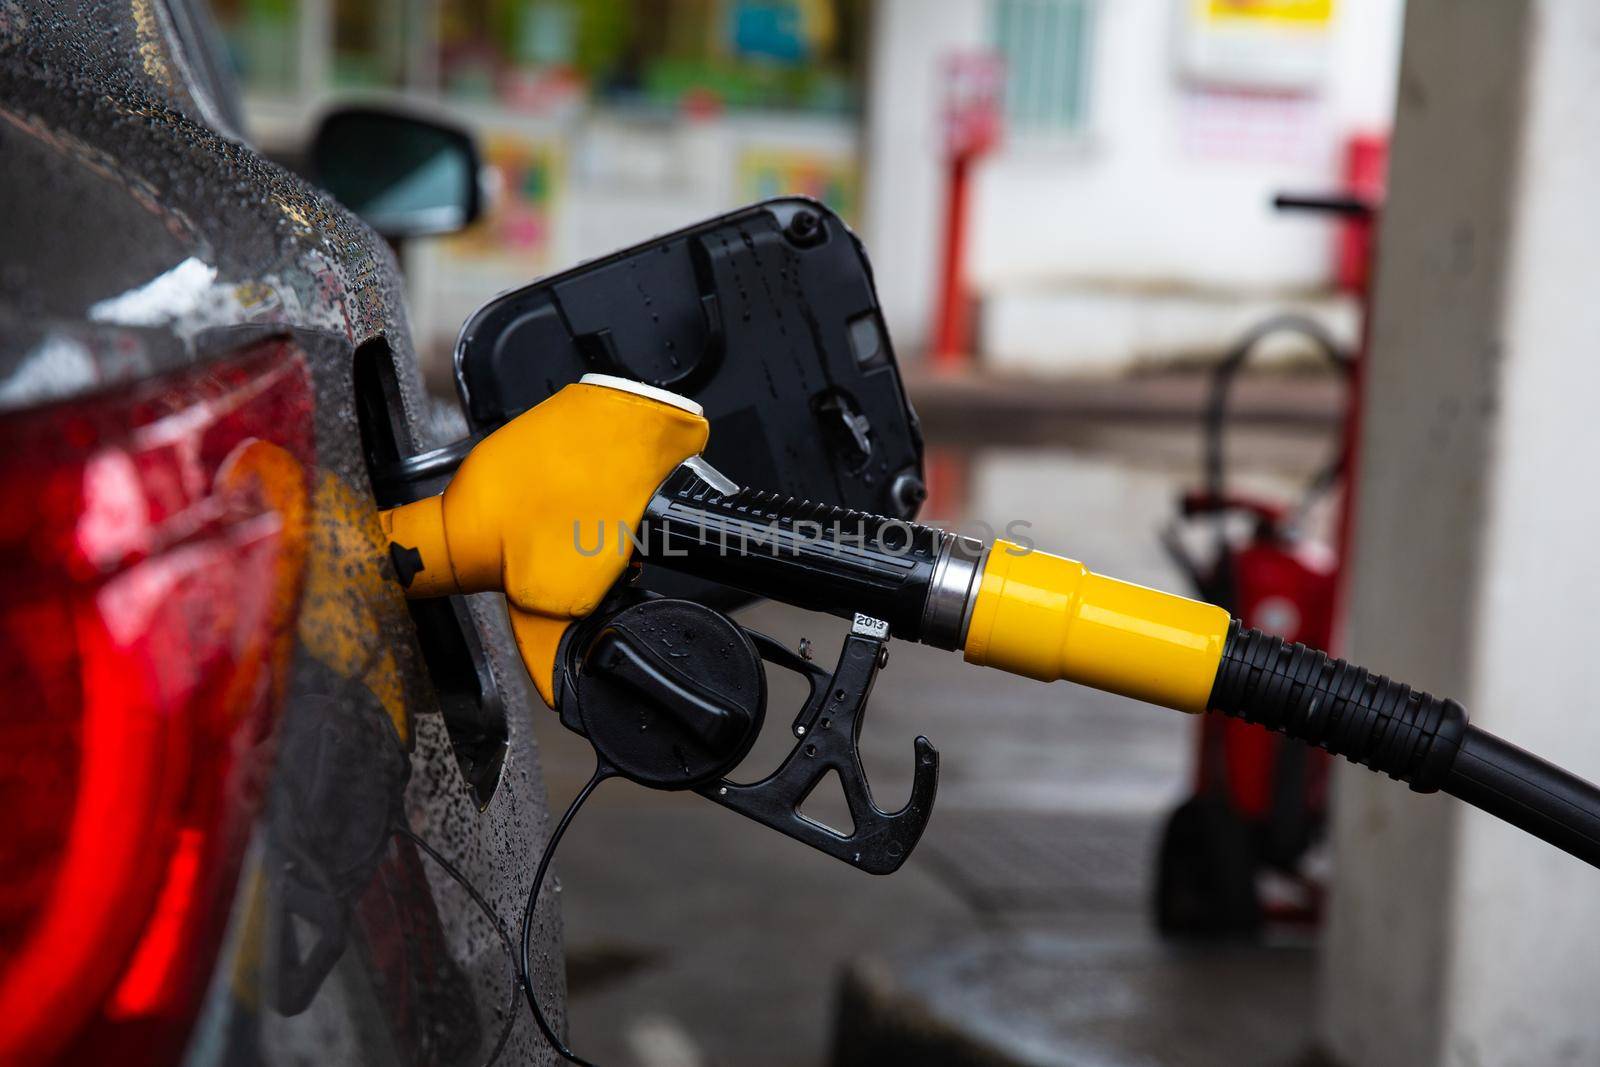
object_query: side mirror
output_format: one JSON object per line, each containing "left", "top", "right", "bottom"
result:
{"left": 309, "top": 106, "right": 481, "bottom": 241}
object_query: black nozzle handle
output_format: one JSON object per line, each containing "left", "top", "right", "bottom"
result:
{"left": 639, "top": 465, "right": 947, "bottom": 643}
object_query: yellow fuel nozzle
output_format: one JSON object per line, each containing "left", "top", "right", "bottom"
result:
{"left": 378, "top": 376, "right": 1232, "bottom": 716}
{"left": 378, "top": 375, "right": 710, "bottom": 706}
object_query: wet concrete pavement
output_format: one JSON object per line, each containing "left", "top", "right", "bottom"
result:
{"left": 531, "top": 426, "right": 1334, "bottom": 1066}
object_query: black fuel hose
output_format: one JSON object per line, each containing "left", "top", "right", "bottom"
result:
{"left": 1207, "top": 621, "right": 1600, "bottom": 868}
{"left": 1442, "top": 729, "right": 1600, "bottom": 868}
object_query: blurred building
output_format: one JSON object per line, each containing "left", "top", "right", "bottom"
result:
{"left": 211, "top": 0, "right": 1403, "bottom": 377}
{"left": 215, "top": 0, "right": 866, "bottom": 378}
{"left": 869, "top": 0, "right": 1403, "bottom": 371}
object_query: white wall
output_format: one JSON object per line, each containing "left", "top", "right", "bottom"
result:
{"left": 1323, "top": 2, "right": 1600, "bottom": 1064}
{"left": 974, "top": 0, "right": 1403, "bottom": 289}
{"left": 863, "top": 0, "right": 1406, "bottom": 369}
{"left": 1447, "top": 0, "right": 1600, "bottom": 1033}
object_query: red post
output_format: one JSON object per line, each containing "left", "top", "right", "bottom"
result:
{"left": 1328, "top": 133, "right": 1388, "bottom": 643}
{"left": 932, "top": 152, "right": 976, "bottom": 368}
{"left": 931, "top": 53, "right": 1003, "bottom": 371}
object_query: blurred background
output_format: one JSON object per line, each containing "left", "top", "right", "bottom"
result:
{"left": 210, "top": 2, "right": 1600, "bottom": 1065}
{"left": 212, "top": 0, "right": 1393, "bottom": 385}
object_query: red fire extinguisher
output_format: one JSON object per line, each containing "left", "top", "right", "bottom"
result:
{"left": 1153, "top": 314, "right": 1351, "bottom": 936}
{"left": 1154, "top": 136, "right": 1385, "bottom": 937}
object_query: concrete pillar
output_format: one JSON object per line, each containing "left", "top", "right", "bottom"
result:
{"left": 1322, "top": 2, "right": 1600, "bottom": 1065}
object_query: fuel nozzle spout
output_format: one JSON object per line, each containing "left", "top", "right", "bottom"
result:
{"left": 640, "top": 460, "right": 1234, "bottom": 714}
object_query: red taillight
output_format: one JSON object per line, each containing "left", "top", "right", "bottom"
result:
{"left": 0, "top": 341, "right": 313, "bottom": 1065}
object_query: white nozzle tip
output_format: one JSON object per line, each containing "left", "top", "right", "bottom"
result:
{"left": 578, "top": 373, "right": 703, "bottom": 416}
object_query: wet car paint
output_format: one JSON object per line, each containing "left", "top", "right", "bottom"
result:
{"left": 0, "top": 3, "right": 564, "bottom": 1063}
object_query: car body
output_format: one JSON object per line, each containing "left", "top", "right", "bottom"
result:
{"left": 0, "top": 3, "right": 562, "bottom": 1064}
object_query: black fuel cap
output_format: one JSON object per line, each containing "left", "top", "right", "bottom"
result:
{"left": 574, "top": 598, "right": 766, "bottom": 789}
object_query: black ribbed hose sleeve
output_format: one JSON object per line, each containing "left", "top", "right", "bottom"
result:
{"left": 1206, "top": 621, "right": 1468, "bottom": 791}
{"left": 1207, "top": 621, "right": 1600, "bottom": 869}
